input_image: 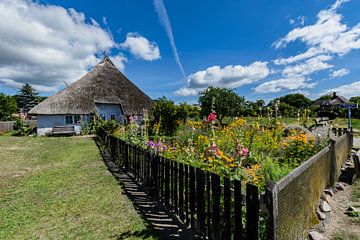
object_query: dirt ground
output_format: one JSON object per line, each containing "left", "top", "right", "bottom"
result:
{"left": 323, "top": 179, "right": 360, "bottom": 240}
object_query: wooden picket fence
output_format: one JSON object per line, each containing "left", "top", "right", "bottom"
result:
{"left": 98, "top": 129, "right": 264, "bottom": 239}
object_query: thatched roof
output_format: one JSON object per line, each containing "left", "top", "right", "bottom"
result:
{"left": 29, "top": 57, "right": 153, "bottom": 115}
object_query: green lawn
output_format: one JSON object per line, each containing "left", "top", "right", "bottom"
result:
{"left": 0, "top": 136, "right": 157, "bottom": 240}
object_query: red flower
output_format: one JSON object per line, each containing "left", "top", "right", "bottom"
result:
{"left": 207, "top": 112, "right": 217, "bottom": 122}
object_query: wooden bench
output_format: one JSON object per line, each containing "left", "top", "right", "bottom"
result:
{"left": 52, "top": 125, "right": 76, "bottom": 135}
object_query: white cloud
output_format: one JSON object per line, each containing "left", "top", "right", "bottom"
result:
{"left": 120, "top": 33, "right": 160, "bottom": 61}
{"left": 281, "top": 55, "right": 333, "bottom": 77}
{"left": 321, "top": 81, "right": 360, "bottom": 98}
{"left": 0, "top": 0, "right": 121, "bottom": 93}
{"left": 289, "top": 16, "right": 305, "bottom": 26}
{"left": 274, "top": 47, "right": 322, "bottom": 65}
{"left": 330, "top": 68, "right": 349, "bottom": 78}
{"left": 274, "top": 0, "right": 360, "bottom": 61}
{"left": 110, "top": 55, "right": 127, "bottom": 72}
{"left": 175, "top": 62, "right": 270, "bottom": 96}
{"left": 254, "top": 76, "right": 316, "bottom": 93}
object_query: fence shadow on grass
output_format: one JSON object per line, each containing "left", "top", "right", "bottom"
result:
{"left": 95, "top": 140, "right": 196, "bottom": 240}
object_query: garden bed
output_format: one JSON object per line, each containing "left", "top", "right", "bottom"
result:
{"left": 113, "top": 116, "right": 329, "bottom": 191}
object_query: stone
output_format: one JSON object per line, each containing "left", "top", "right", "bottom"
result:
{"left": 336, "top": 182, "right": 345, "bottom": 190}
{"left": 309, "top": 230, "right": 325, "bottom": 240}
{"left": 320, "top": 200, "right": 332, "bottom": 212}
{"left": 320, "top": 193, "right": 329, "bottom": 202}
{"left": 324, "top": 189, "right": 334, "bottom": 197}
{"left": 346, "top": 160, "right": 352, "bottom": 166}
{"left": 316, "top": 210, "right": 326, "bottom": 220}
{"left": 347, "top": 206, "right": 359, "bottom": 212}
{"left": 341, "top": 167, "right": 346, "bottom": 171}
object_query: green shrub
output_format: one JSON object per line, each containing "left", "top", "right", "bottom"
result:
{"left": 13, "top": 119, "right": 31, "bottom": 136}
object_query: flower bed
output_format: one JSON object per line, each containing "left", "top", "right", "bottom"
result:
{"left": 114, "top": 114, "right": 328, "bottom": 190}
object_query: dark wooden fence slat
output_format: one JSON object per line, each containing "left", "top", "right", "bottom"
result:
{"left": 246, "top": 183, "right": 260, "bottom": 240}
{"left": 196, "top": 168, "right": 205, "bottom": 236}
{"left": 174, "top": 161, "right": 178, "bottom": 214}
{"left": 170, "top": 160, "right": 174, "bottom": 208}
{"left": 206, "top": 171, "right": 211, "bottom": 238}
{"left": 184, "top": 164, "right": 189, "bottom": 223}
{"left": 223, "top": 177, "right": 232, "bottom": 240}
{"left": 189, "top": 166, "right": 196, "bottom": 227}
{"left": 211, "top": 173, "right": 221, "bottom": 240}
{"left": 179, "top": 163, "right": 184, "bottom": 220}
{"left": 160, "top": 157, "right": 164, "bottom": 198}
{"left": 164, "top": 158, "right": 170, "bottom": 207}
{"left": 234, "top": 179, "right": 243, "bottom": 240}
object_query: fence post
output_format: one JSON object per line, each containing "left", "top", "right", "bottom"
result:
{"left": 329, "top": 139, "right": 337, "bottom": 188}
{"left": 211, "top": 173, "right": 220, "bottom": 240}
{"left": 124, "top": 143, "right": 129, "bottom": 173}
{"left": 246, "top": 183, "right": 259, "bottom": 240}
{"left": 223, "top": 177, "right": 232, "bottom": 240}
{"left": 196, "top": 168, "right": 205, "bottom": 236}
{"left": 353, "top": 152, "right": 360, "bottom": 178}
{"left": 265, "top": 180, "right": 278, "bottom": 240}
{"left": 234, "top": 179, "right": 243, "bottom": 240}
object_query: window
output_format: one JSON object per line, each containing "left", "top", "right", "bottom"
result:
{"left": 74, "top": 115, "right": 81, "bottom": 124}
{"left": 100, "top": 114, "right": 106, "bottom": 120}
{"left": 110, "top": 114, "right": 116, "bottom": 120}
{"left": 65, "top": 115, "right": 73, "bottom": 124}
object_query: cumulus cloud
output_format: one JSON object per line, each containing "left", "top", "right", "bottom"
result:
{"left": 321, "top": 81, "right": 360, "bottom": 98}
{"left": 254, "top": 76, "right": 316, "bottom": 93}
{"left": 260, "top": 0, "right": 358, "bottom": 95}
{"left": 175, "top": 62, "right": 270, "bottom": 96}
{"left": 274, "top": 0, "right": 360, "bottom": 64}
{"left": 281, "top": 55, "right": 333, "bottom": 77}
{"left": 0, "top": 0, "right": 120, "bottom": 92}
{"left": 110, "top": 55, "right": 127, "bottom": 71}
{"left": 120, "top": 33, "right": 160, "bottom": 61}
{"left": 330, "top": 68, "right": 349, "bottom": 78}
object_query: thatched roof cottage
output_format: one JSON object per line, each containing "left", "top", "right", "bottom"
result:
{"left": 29, "top": 57, "right": 153, "bottom": 135}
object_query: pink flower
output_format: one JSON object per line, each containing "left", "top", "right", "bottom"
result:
{"left": 241, "top": 147, "right": 249, "bottom": 157}
{"left": 207, "top": 112, "right": 217, "bottom": 122}
{"left": 206, "top": 144, "right": 219, "bottom": 156}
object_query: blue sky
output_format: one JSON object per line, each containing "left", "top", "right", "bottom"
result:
{"left": 0, "top": 0, "right": 359, "bottom": 103}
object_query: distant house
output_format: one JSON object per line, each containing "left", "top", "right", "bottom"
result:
{"left": 29, "top": 57, "right": 153, "bottom": 135}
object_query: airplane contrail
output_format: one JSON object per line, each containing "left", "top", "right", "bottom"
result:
{"left": 153, "top": 0, "right": 186, "bottom": 78}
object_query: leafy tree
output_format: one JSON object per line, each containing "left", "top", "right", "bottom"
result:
{"left": 278, "top": 94, "right": 312, "bottom": 109}
{"left": 0, "top": 93, "right": 17, "bottom": 121}
{"left": 176, "top": 102, "right": 200, "bottom": 122}
{"left": 16, "top": 83, "right": 39, "bottom": 113}
{"left": 150, "top": 97, "right": 179, "bottom": 136}
{"left": 270, "top": 94, "right": 312, "bottom": 117}
{"left": 198, "top": 87, "right": 245, "bottom": 126}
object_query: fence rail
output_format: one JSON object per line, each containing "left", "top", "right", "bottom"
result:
{"left": 0, "top": 120, "right": 37, "bottom": 132}
{"left": 98, "top": 129, "right": 263, "bottom": 240}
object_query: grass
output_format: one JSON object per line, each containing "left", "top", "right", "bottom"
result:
{"left": 332, "top": 232, "right": 360, "bottom": 240}
{"left": 0, "top": 136, "right": 158, "bottom": 240}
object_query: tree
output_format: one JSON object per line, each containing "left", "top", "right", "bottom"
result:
{"left": 0, "top": 93, "right": 17, "bottom": 121}
{"left": 150, "top": 97, "right": 179, "bottom": 136}
{"left": 176, "top": 102, "right": 200, "bottom": 122}
{"left": 16, "top": 83, "right": 39, "bottom": 113}
{"left": 198, "top": 87, "right": 245, "bottom": 126}
{"left": 270, "top": 94, "right": 312, "bottom": 117}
